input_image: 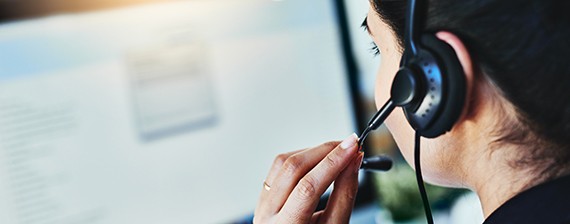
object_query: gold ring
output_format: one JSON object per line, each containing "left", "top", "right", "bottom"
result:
{"left": 263, "top": 181, "right": 271, "bottom": 191}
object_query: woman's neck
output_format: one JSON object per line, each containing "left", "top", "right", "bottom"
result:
{"left": 467, "top": 146, "right": 537, "bottom": 218}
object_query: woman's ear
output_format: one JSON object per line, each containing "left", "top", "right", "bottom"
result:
{"left": 435, "top": 31, "right": 477, "bottom": 121}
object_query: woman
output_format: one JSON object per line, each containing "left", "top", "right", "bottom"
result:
{"left": 254, "top": 0, "right": 570, "bottom": 223}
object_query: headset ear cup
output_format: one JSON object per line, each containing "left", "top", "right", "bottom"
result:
{"left": 418, "top": 34, "right": 466, "bottom": 138}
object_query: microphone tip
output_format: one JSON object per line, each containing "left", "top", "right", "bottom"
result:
{"left": 360, "top": 155, "right": 393, "bottom": 172}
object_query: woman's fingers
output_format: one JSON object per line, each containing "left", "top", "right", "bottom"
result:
{"left": 258, "top": 141, "right": 341, "bottom": 216}
{"left": 255, "top": 148, "right": 305, "bottom": 216}
{"left": 277, "top": 134, "right": 360, "bottom": 223}
{"left": 311, "top": 210, "right": 325, "bottom": 223}
{"left": 265, "top": 149, "right": 306, "bottom": 187}
{"left": 318, "top": 152, "right": 364, "bottom": 224}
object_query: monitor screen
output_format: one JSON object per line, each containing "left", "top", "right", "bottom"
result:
{"left": 0, "top": 0, "right": 357, "bottom": 223}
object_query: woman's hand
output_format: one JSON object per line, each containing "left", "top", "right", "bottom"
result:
{"left": 254, "top": 134, "right": 364, "bottom": 223}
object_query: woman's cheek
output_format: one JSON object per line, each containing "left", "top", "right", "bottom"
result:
{"left": 386, "top": 108, "right": 416, "bottom": 165}
{"left": 374, "top": 58, "right": 397, "bottom": 109}
{"left": 374, "top": 52, "right": 416, "bottom": 168}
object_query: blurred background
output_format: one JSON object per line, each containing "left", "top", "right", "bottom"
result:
{"left": 0, "top": 0, "right": 483, "bottom": 223}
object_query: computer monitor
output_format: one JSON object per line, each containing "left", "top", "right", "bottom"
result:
{"left": 0, "top": 0, "right": 357, "bottom": 223}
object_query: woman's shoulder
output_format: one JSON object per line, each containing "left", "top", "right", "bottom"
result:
{"left": 484, "top": 174, "right": 570, "bottom": 224}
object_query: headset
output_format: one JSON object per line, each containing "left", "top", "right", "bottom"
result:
{"left": 358, "top": 0, "right": 467, "bottom": 223}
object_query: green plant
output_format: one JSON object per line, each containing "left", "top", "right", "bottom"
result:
{"left": 372, "top": 163, "right": 467, "bottom": 222}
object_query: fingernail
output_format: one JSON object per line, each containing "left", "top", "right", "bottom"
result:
{"left": 354, "top": 152, "right": 364, "bottom": 174}
{"left": 340, "top": 133, "right": 358, "bottom": 150}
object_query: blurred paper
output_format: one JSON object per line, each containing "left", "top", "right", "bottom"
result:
{"left": 126, "top": 42, "right": 217, "bottom": 140}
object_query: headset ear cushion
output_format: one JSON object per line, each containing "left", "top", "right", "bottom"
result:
{"left": 419, "top": 34, "right": 466, "bottom": 138}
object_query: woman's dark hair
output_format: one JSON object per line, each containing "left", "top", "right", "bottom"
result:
{"left": 372, "top": 0, "right": 570, "bottom": 181}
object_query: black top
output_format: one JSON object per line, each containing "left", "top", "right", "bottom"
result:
{"left": 484, "top": 174, "right": 570, "bottom": 224}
